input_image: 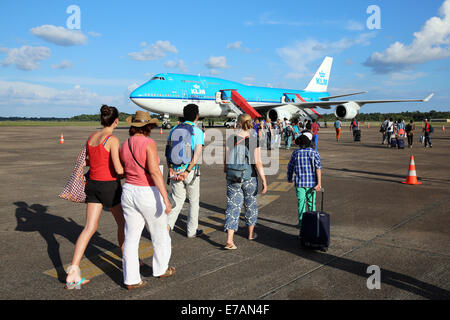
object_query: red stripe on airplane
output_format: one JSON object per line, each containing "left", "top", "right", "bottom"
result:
{"left": 230, "top": 90, "right": 262, "bottom": 119}
{"left": 296, "top": 94, "right": 322, "bottom": 118}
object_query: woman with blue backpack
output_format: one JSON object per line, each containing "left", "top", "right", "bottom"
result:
{"left": 223, "top": 113, "right": 267, "bottom": 250}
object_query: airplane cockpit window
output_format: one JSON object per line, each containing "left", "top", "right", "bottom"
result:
{"left": 151, "top": 76, "right": 166, "bottom": 80}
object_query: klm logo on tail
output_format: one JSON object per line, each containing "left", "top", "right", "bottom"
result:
{"left": 316, "top": 71, "right": 327, "bottom": 86}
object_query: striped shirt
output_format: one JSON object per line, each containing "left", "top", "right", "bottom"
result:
{"left": 287, "top": 148, "right": 322, "bottom": 188}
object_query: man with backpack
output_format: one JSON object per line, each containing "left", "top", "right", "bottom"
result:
{"left": 423, "top": 118, "right": 433, "bottom": 148}
{"left": 284, "top": 121, "right": 294, "bottom": 150}
{"left": 166, "top": 104, "right": 205, "bottom": 238}
{"left": 380, "top": 117, "right": 389, "bottom": 144}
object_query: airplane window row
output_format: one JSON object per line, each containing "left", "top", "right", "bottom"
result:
{"left": 151, "top": 76, "right": 166, "bottom": 81}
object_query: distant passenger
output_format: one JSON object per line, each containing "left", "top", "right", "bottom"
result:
{"left": 406, "top": 120, "right": 415, "bottom": 148}
{"left": 284, "top": 121, "right": 294, "bottom": 150}
{"left": 65, "top": 105, "right": 125, "bottom": 290}
{"left": 311, "top": 119, "right": 320, "bottom": 151}
{"left": 386, "top": 118, "right": 394, "bottom": 147}
{"left": 224, "top": 113, "right": 267, "bottom": 250}
{"left": 423, "top": 118, "right": 433, "bottom": 148}
{"left": 287, "top": 132, "right": 322, "bottom": 236}
{"left": 380, "top": 117, "right": 389, "bottom": 145}
{"left": 120, "top": 111, "right": 174, "bottom": 289}
{"left": 334, "top": 119, "right": 342, "bottom": 142}
{"left": 265, "top": 118, "right": 272, "bottom": 150}
{"left": 273, "top": 120, "right": 282, "bottom": 148}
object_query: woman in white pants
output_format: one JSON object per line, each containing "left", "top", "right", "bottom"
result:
{"left": 119, "top": 111, "right": 174, "bottom": 290}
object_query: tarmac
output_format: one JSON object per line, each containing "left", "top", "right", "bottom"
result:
{"left": 0, "top": 124, "right": 449, "bottom": 300}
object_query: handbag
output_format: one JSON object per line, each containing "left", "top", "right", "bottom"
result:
{"left": 128, "top": 138, "right": 176, "bottom": 209}
{"left": 58, "top": 144, "right": 88, "bottom": 203}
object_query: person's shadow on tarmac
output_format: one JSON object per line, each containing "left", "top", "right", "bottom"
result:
{"left": 252, "top": 221, "right": 450, "bottom": 300}
{"left": 14, "top": 201, "right": 124, "bottom": 285}
{"left": 201, "top": 203, "right": 450, "bottom": 300}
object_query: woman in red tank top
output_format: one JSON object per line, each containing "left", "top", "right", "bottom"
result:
{"left": 65, "top": 105, "right": 125, "bottom": 289}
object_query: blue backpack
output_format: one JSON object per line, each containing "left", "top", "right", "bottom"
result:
{"left": 226, "top": 136, "right": 252, "bottom": 183}
{"left": 166, "top": 122, "right": 195, "bottom": 166}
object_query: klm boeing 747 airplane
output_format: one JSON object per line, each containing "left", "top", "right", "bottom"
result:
{"left": 130, "top": 57, "right": 433, "bottom": 128}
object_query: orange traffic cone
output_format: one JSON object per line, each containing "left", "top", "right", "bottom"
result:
{"left": 442, "top": 125, "right": 445, "bottom": 132}
{"left": 59, "top": 132, "right": 65, "bottom": 144}
{"left": 367, "top": 123, "right": 370, "bottom": 129}
{"left": 160, "top": 127, "right": 163, "bottom": 134}
{"left": 402, "top": 155, "right": 422, "bottom": 185}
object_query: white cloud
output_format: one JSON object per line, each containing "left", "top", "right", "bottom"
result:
{"left": 245, "top": 12, "right": 311, "bottom": 27}
{"left": 346, "top": 20, "right": 364, "bottom": 31}
{"left": 365, "top": 0, "right": 450, "bottom": 73}
{"left": 242, "top": 76, "right": 255, "bottom": 85}
{"left": 129, "top": 40, "right": 178, "bottom": 61}
{"left": 390, "top": 71, "right": 428, "bottom": 81}
{"left": 88, "top": 31, "right": 102, "bottom": 37}
{"left": 0, "top": 46, "right": 51, "bottom": 71}
{"left": 31, "top": 25, "right": 87, "bottom": 46}
{"left": 277, "top": 33, "right": 375, "bottom": 79}
{"left": 50, "top": 60, "right": 73, "bottom": 69}
{"left": 227, "top": 41, "right": 242, "bottom": 50}
{"left": 164, "top": 59, "right": 188, "bottom": 72}
{"left": 0, "top": 80, "right": 121, "bottom": 112}
{"left": 226, "top": 41, "right": 251, "bottom": 53}
{"left": 205, "top": 56, "right": 230, "bottom": 75}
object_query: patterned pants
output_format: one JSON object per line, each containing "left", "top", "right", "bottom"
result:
{"left": 224, "top": 177, "right": 258, "bottom": 231}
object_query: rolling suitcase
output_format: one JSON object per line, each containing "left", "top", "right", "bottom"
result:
{"left": 397, "top": 138, "right": 405, "bottom": 149}
{"left": 390, "top": 138, "right": 397, "bottom": 148}
{"left": 354, "top": 130, "right": 361, "bottom": 142}
{"left": 300, "top": 188, "right": 330, "bottom": 252}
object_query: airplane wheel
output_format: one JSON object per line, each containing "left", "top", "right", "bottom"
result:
{"left": 165, "top": 123, "right": 172, "bottom": 130}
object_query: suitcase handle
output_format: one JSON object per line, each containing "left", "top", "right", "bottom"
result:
{"left": 319, "top": 187, "right": 324, "bottom": 212}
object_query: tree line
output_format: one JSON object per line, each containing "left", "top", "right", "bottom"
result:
{"left": 317, "top": 110, "right": 450, "bottom": 122}
{"left": 1, "top": 110, "right": 449, "bottom": 123}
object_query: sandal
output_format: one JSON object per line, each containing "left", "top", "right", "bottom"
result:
{"left": 248, "top": 232, "right": 258, "bottom": 241}
{"left": 65, "top": 277, "right": 90, "bottom": 290}
{"left": 158, "top": 266, "right": 176, "bottom": 278}
{"left": 65, "top": 265, "right": 90, "bottom": 290}
{"left": 224, "top": 243, "right": 237, "bottom": 250}
{"left": 126, "top": 280, "right": 147, "bottom": 290}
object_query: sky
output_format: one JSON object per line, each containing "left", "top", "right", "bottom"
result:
{"left": 1, "top": 0, "right": 450, "bottom": 117}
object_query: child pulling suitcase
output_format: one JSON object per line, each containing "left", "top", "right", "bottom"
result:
{"left": 300, "top": 188, "right": 330, "bottom": 252}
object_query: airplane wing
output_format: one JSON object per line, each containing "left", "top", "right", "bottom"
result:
{"left": 251, "top": 93, "right": 434, "bottom": 112}
{"left": 291, "top": 93, "right": 434, "bottom": 109}
{"left": 319, "top": 91, "right": 367, "bottom": 101}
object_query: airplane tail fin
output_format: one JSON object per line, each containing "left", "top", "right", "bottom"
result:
{"left": 304, "top": 56, "right": 333, "bottom": 93}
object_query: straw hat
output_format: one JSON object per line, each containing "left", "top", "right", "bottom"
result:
{"left": 126, "top": 110, "right": 159, "bottom": 127}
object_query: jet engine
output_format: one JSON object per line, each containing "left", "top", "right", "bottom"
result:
{"left": 268, "top": 107, "right": 292, "bottom": 122}
{"left": 334, "top": 101, "right": 361, "bottom": 120}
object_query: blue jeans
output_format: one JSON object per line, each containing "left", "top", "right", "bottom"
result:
{"left": 313, "top": 134, "right": 318, "bottom": 151}
{"left": 424, "top": 133, "right": 432, "bottom": 147}
{"left": 224, "top": 177, "right": 258, "bottom": 231}
{"left": 285, "top": 136, "right": 292, "bottom": 149}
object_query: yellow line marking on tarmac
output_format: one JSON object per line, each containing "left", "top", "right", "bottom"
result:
{"left": 267, "top": 181, "right": 293, "bottom": 192}
{"left": 44, "top": 154, "right": 292, "bottom": 280}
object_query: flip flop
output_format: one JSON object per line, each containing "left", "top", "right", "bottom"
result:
{"left": 64, "top": 277, "right": 90, "bottom": 290}
{"left": 158, "top": 266, "right": 176, "bottom": 278}
{"left": 224, "top": 243, "right": 237, "bottom": 250}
